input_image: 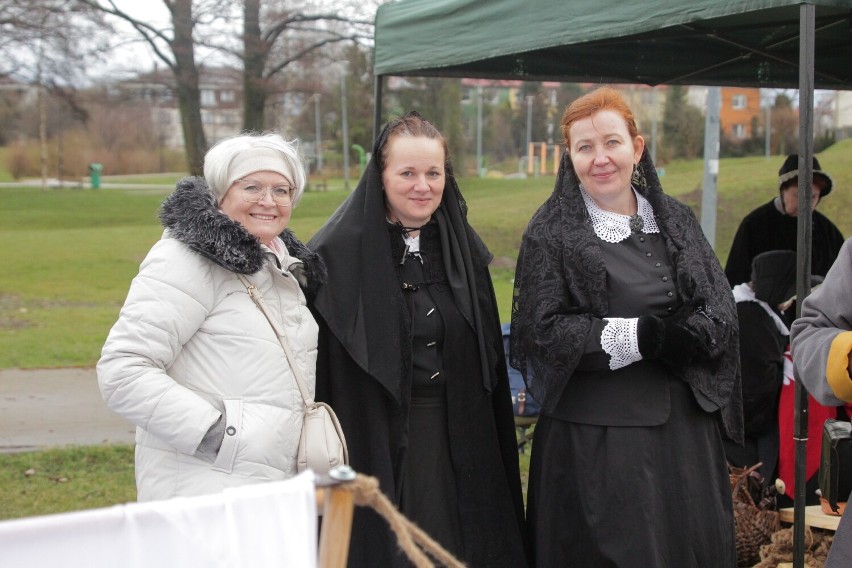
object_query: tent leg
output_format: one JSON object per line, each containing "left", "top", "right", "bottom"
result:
{"left": 793, "top": 5, "right": 815, "bottom": 568}
{"left": 373, "top": 75, "right": 385, "bottom": 143}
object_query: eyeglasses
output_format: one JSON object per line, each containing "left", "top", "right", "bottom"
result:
{"left": 236, "top": 179, "right": 294, "bottom": 206}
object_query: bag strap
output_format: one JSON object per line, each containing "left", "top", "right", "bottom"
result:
{"left": 237, "top": 274, "right": 315, "bottom": 406}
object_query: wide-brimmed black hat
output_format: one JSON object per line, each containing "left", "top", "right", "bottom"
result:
{"left": 778, "top": 154, "right": 833, "bottom": 197}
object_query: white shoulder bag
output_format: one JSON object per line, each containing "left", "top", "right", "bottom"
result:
{"left": 238, "top": 274, "right": 348, "bottom": 475}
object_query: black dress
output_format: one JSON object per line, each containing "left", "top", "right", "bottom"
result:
{"left": 526, "top": 233, "right": 736, "bottom": 567}
{"left": 396, "top": 231, "right": 465, "bottom": 555}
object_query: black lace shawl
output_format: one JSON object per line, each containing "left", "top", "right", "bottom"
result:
{"left": 511, "top": 150, "right": 743, "bottom": 442}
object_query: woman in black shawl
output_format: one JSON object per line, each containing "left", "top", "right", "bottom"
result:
{"left": 308, "top": 112, "right": 527, "bottom": 567}
{"left": 511, "top": 87, "right": 742, "bottom": 567}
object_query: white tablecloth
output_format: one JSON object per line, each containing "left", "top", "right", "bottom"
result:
{"left": 0, "top": 471, "right": 317, "bottom": 568}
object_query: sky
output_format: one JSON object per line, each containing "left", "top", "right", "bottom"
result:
{"left": 93, "top": 1, "right": 170, "bottom": 77}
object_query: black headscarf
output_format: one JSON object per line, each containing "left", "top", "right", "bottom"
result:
{"left": 308, "top": 113, "right": 498, "bottom": 402}
{"left": 511, "top": 149, "right": 743, "bottom": 442}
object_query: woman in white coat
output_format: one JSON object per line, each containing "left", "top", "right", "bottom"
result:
{"left": 98, "top": 133, "right": 324, "bottom": 501}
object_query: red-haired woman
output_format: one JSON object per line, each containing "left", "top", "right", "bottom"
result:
{"left": 511, "top": 87, "right": 741, "bottom": 566}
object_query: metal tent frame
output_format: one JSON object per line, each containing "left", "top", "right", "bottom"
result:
{"left": 372, "top": 2, "right": 852, "bottom": 564}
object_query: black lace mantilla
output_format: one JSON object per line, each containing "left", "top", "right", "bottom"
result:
{"left": 510, "top": 150, "right": 743, "bottom": 442}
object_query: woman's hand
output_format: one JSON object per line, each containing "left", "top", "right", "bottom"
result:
{"left": 637, "top": 308, "right": 710, "bottom": 369}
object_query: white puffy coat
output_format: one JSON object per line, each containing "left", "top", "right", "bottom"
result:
{"left": 98, "top": 178, "right": 322, "bottom": 501}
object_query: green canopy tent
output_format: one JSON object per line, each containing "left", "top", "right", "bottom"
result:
{"left": 374, "top": 1, "right": 852, "bottom": 564}
{"left": 374, "top": 0, "right": 851, "bottom": 86}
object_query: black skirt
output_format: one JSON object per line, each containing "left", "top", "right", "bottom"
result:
{"left": 400, "top": 384, "right": 464, "bottom": 557}
{"left": 526, "top": 377, "right": 736, "bottom": 567}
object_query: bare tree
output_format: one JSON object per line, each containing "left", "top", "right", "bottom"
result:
{"left": 2, "top": 1, "right": 92, "bottom": 80}
{"left": 2, "top": 2, "right": 105, "bottom": 99}
{"left": 239, "top": 0, "right": 373, "bottom": 131}
{"left": 76, "top": 0, "right": 377, "bottom": 172}
{"left": 76, "top": 0, "right": 216, "bottom": 175}
{"left": 2, "top": 0, "right": 107, "bottom": 185}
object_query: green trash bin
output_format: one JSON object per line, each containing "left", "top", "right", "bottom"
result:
{"left": 89, "top": 163, "right": 103, "bottom": 189}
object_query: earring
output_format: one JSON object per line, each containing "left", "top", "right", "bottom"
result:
{"left": 631, "top": 163, "right": 642, "bottom": 187}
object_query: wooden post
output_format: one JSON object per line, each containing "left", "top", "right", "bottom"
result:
{"left": 553, "top": 146, "right": 561, "bottom": 174}
{"left": 317, "top": 486, "right": 355, "bottom": 568}
{"left": 539, "top": 143, "right": 546, "bottom": 176}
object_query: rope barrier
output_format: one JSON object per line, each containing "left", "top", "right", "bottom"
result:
{"left": 338, "top": 474, "right": 466, "bottom": 568}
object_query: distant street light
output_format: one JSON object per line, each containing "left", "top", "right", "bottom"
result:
{"left": 339, "top": 61, "right": 350, "bottom": 191}
{"left": 651, "top": 86, "right": 658, "bottom": 164}
{"left": 765, "top": 103, "right": 772, "bottom": 158}
{"left": 525, "top": 95, "right": 534, "bottom": 150}
{"left": 314, "top": 93, "right": 323, "bottom": 173}
{"left": 476, "top": 86, "right": 483, "bottom": 177}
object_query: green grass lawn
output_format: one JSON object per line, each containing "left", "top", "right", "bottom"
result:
{"left": 3, "top": 142, "right": 852, "bottom": 520}
{"left": 0, "top": 445, "right": 136, "bottom": 521}
{"left": 0, "top": 147, "right": 12, "bottom": 183}
{"left": 6, "top": 144, "right": 852, "bottom": 368}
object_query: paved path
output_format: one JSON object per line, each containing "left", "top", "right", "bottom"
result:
{"left": 0, "top": 368, "right": 136, "bottom": 453}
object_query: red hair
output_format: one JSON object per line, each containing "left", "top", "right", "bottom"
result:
{"left": 561, "top": 86, "right": 640, "bottom": 147}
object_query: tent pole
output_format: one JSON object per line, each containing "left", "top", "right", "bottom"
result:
{"left": 793, "top": 5, "right": 815, "bottom": 568}
{"left": 373, "top": 75, "right": 385, "bottom": 144}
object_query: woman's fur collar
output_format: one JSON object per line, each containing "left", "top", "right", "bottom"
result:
{"left": 159, "top": 177, "right": 325, "bottom": 295}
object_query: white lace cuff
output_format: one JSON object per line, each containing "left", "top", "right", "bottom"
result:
{"left": 601, "top": 317, "right": 643, "bottom": 370}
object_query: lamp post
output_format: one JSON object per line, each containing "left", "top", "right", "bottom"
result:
{"left": 339, "top": 61, "right": 350, "bottom": 191}
{"left": 476, "top": 86, "right": 483, "bottom": 177}
{"left": 650, "top": 86, "right": 658, "bottom": 164}
{"left": 765, "top": 101, "right": 772, "bottom": 158}
{"left": 314, "top": 93, "right": 323, "bottom": 173}
{"left": 525, "top": 95, "right": 534, "bottom": 150}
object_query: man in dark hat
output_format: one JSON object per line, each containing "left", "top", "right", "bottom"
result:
{"left": 725, "top": 154, "right": 845, "bottom": 287}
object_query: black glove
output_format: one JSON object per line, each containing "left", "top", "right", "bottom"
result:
{"left": 637, "top": 310, "right": 707, "bottom": 369}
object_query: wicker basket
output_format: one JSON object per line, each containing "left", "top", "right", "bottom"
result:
{"left": 730, "top": 463, "right": 781, "bottom": 567}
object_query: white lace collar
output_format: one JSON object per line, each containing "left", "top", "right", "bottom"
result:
{"left": 580, "top": 186, "right": 659, "bottom": 243}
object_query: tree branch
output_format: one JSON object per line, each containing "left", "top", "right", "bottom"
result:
{"left": 265, "top": 35, "right": 360, "bottom": 78}
{"left": 76, "top": 0, "right": 177, "bottom": 70}
{"left": 263, "top": 12, "right": 371, "bottom": 44}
